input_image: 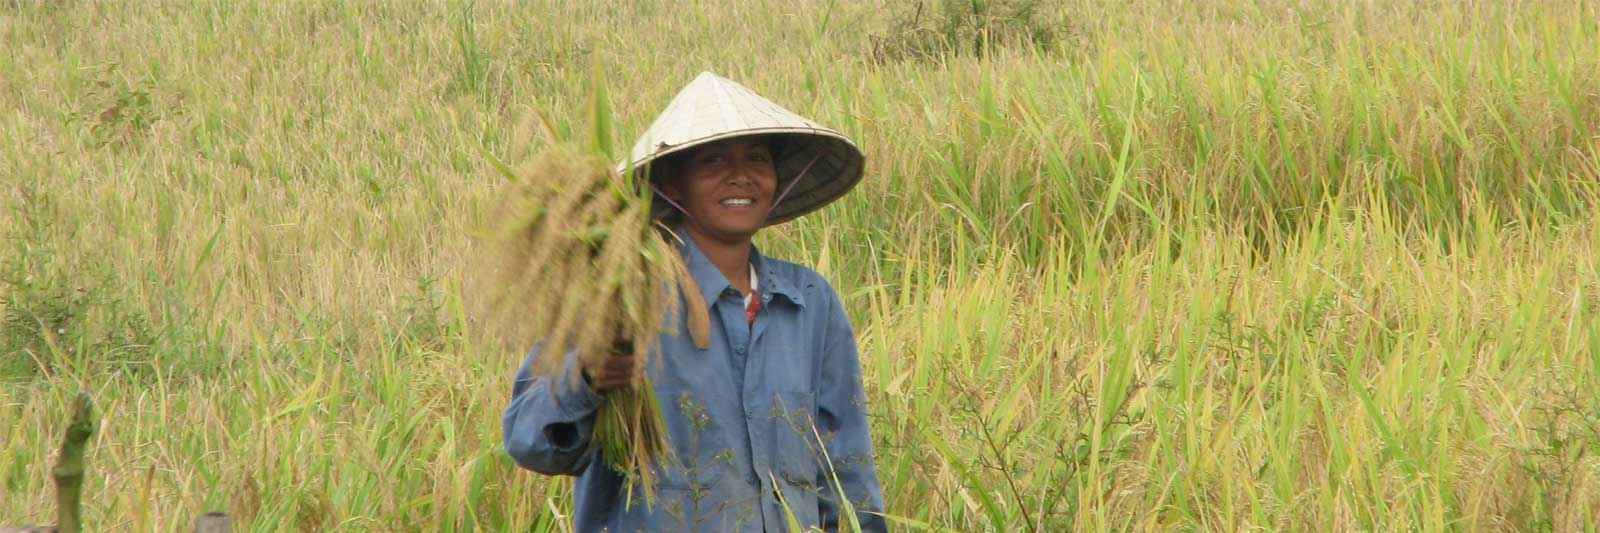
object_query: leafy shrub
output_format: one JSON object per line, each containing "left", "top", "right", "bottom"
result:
{"left": 870, "top": 0, "right": 1060, "bottom": 63}
{"left": 0, "top": 184, "right": 158, "bottom": 381}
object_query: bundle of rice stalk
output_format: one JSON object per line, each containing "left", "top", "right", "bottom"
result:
{"left": 478, "top": 142, "right": 711, "bottom": 506}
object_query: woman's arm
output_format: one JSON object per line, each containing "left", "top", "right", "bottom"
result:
{"left": 502, "top": 347, "right": 603, "bottom": 475}
{"left": 814, "top": 282, "right": 889, "bottom": 532}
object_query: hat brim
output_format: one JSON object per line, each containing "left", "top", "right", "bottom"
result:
{"left": 624, "top": 128, "right": 865, "bottom": 226}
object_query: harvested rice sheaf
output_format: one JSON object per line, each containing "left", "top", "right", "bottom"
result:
{"left": 476, "top": 143, "right": 711, "bottom": 506}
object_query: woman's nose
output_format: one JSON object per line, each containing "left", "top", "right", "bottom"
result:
{"left": 727, "top": 163, "right": 757, "bottom": 185}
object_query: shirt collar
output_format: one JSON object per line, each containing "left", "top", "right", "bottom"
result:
{"left": 677, "top": 229, "right": 805, "bottom": 308}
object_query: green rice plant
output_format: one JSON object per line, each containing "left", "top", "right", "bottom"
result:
{"left": 4, "top": 0, "right": 1600, "bottom": 529}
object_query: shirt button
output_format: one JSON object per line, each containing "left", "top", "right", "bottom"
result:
{"left": 743, "top": 406, "right": 754, "bottom": 419}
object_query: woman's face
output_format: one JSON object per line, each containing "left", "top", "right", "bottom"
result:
{"left": 661, "top": 138, "right": 778, "bottom": 244}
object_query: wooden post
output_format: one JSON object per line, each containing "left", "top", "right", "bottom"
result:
{"left": 6, "top": 394, "right": 231, "bottom": 533}
{"left": 51, "top": 393, "right": 94, "bottom": 533}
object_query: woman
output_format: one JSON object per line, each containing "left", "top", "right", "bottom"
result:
{"left": 503, "top": 72, "right": 886, "bottom": 531}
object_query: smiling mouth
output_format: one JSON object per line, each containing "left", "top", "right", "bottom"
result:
{"left": 720, "top": 198, "right": 754, "bottom": 207}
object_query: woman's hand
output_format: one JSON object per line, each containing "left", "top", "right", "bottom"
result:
{"left": 582, "top": 337, "right": 640, "bottom": 393}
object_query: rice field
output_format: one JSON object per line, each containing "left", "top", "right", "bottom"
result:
{"left": 3, "top": 0, "right": 1600, "bottom": 530}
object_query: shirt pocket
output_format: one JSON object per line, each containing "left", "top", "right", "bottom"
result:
{"left": 766, "top": 389, "right": 825, "bottom": 524}
{"left": 627, "top": 462, "right": 762, "bottom": 530}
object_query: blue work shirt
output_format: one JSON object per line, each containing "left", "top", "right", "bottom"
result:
{"left": 502, "top": 235, "right": 887, "bottom": 531}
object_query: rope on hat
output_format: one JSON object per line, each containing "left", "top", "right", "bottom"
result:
{"left": 769, "top": 150, "right": 824, "bottom": 216}
{"left": 648, "top": 182, "right": 693, "bottom": 219}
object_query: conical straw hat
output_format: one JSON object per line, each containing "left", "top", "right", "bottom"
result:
{"left": 622, "top": 72, "right": 865, "bottom": 225}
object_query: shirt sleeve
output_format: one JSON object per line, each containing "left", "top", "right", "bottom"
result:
{"left": 502, "top": 345, "right": 604, "bottom": 476}
{"left": 813, "top": 280, "right": 889, "bottom": 532}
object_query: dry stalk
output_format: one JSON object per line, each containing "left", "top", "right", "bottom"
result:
{"left": 474, "top": 143, "right": 711, "bottom": 503}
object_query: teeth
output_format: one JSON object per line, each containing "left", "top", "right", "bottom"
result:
{"left": 721, "top": 198, "right": 752, "bottom": 206}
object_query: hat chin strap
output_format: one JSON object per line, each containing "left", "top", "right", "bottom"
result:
{"left": 649, "top": 151, "right": 825, "bottom": 225}
{"left": 648, "top": 182, "right": 693, "bottom": 220}
{"left": 767, "top": 151, "right": 824, "bottom": 220}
